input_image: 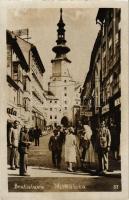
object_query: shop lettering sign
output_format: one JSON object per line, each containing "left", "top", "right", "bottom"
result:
{"left": 7, "top": 108, "right": 17, "bottom": 116}
{"left": 115, "top": 97, "right": 121, "bottom": 107}
{"left": 102, "top": 104, "right": 109, "bottom": 114}
{"left": 80, "top": 111, "right": 92, "bottom": 117}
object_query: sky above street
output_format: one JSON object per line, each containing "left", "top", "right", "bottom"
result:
{"left": 7, "top": 8, "right": 99, "bottom": 89}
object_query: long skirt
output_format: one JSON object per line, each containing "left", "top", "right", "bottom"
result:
{"left": 84, "top": 142, "right": 96, "bottom": 168}
{"left": 65, "top": 146, "right": 76, "bottom": 163}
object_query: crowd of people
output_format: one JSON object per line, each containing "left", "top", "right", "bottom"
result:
{"left": 7, "top": 118, "right": 120, "bottom": 176}
{"left": 48, "top": 120, "right": 119, "bottom": 175}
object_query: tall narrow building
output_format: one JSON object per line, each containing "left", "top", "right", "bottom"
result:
{"left": 48, "top": 9, "right": 76, "bottom": 126}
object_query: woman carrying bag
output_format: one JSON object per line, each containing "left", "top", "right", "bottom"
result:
{"left": 82, "top": 124, "right": 95, "bottom": 171}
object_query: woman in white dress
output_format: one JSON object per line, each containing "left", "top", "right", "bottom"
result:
{"left": 65, "top": 127, "right": 77, "bottom": 172}
{"left": 83, "top": 124, "right": 95, "bottom": 170}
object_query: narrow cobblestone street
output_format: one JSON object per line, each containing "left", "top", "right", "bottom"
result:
{"left": 8, "top": 132, "right": 121, "bottom": 192}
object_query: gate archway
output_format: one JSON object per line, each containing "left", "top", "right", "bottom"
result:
{"left": 61, "top": 116, "right": 69, "bottom": 127}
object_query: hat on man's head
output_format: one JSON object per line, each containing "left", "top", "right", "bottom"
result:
{"left": 53, "top": 129, "right": 58, "bottom": 134}
{"left": 14, "top": 120, "right": 19, "bottom": 124}
{"left": 68, "top": 127, "right": 74, "bottom": 133}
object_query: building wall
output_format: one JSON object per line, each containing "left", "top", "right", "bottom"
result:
{"left": 81, "top": 8, "right": 121, "bottom": 129}
{"left": 7, "top": 35, "right": 31, "bottom": 127}
{"left": 30, "top": 51, "right": 46, "bottom": 130}
{"left": 44, "top": 98, "right": 62, "bottom": 127}
{"left": 7, "top": 31, "right": 46, "bottom": 131}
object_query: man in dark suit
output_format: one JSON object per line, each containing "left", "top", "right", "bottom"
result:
{"left": 97, "top": 121, "right": 111, "bottom": 175}
{"left": 48, "top": 129, "right": 63, "bottom": 169}
{"left": 18, "top": 126, "right": 31, "bottom": 176}
{"left": 34, "top": 126, "right": 41, "bottom": 146}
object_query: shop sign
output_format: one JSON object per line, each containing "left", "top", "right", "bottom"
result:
{"left": 115, "top": 97, "right": 121, "bottom": 107}
{"left": 7, "top": 108, "right": 17, "bottom": 116}
{"left": 95, "top": 107, "right": 100, "bottom": 114}
{"left": 102, "top": 104, "right": 109, "bottom": 114}
{"left": 80, "top": 111, "right": 92, "bottom": 117}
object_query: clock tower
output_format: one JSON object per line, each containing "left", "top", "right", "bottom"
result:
{"left": 48, "top": 9, "right": 75, "bottom": 125}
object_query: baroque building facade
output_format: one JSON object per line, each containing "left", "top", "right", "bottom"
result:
{"left": 7, "top": 30, "right": 46, "bottom": 130}
{"left": 81, "top": 8, "right": 121, "bottom": 138}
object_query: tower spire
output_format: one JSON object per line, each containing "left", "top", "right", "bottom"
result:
{"left": 52, "top": 8, "right": 70, "bottom": 58}
{"left": 60, "top": 8, "right": 62, "bottom": 19}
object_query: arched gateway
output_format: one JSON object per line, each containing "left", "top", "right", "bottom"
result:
{"left": 61, "top": 116, "right": 69, "bottom": 127}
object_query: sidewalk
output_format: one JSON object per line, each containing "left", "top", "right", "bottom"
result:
{"left": 8, "top": 165, "right": 121, "bottom": 178}
{"left": 8, "top": 165, "right": 97, "bottom": 178}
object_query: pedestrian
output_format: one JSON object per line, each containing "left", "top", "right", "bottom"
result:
{"left": 64, "top": 127, "right": 77, "bottom": 172}
{"left": 48, "top": 129, "right": 63, "bottom": 169}
{"left": 18, "top": 126, "right": 31, "bottom": 176}
{"left": 79, "top": 130, "right": 90, "bottom": 169}
{"left": 110, "top": 119, "right": 119, "bottom": 160}
{"left": 34, "top": 126, "right": 41, "bottom": 146}
{"left": 28, "top": 127, "right": 34, "bottom": 142}
{"left": 97, "top": 120, "right": 111, "bottom": 175}
{"left": 8, "top": 120, "right": 20, "bottom": 170}
{"left": 82, "top": 123, "right": 95, "bottom": 171}
{"left": 57, "top": 125, "right": 65, "bottom": 145}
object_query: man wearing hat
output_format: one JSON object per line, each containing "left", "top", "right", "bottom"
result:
{"left": 8, "top": 120, "right": 20, "bottom": 170}
{"left": 48, "top": 128, "right": 63, "bottom": 169}
{"left": 97, "top": 120, "right": 111, "bottom": 175}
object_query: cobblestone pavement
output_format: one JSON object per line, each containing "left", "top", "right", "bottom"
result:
{"left": 8, "top": 132, "right": 121, "bottom": 192}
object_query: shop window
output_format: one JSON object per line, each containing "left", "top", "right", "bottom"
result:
{"left": 13, "top": 62, "right": 23, "bottom": 82}
{"left": 17, "top": 90, "right": 23, "bottom": 106}
{"left": 23, "top": 76, "right": 30, "bottom": 92}
{"left": 13, "top": 61, "right": 18, "bottom": 80}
